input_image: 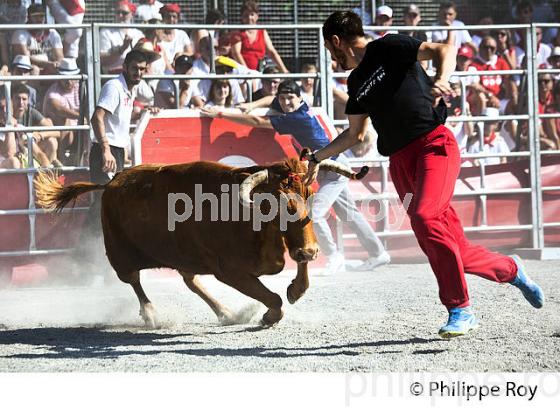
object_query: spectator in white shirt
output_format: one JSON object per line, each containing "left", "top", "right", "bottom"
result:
{"left": 155, "top": 54, "right": 202, "bottom": 109}
{"left": 204, "top": 79, "right": 234, "bottom": 108}
{"left": 468, "top": 107, "right": 510, "bottom": 166}
{"left": 192, "top": 37, "right": 245, "bottom": 106}
{"left": 515, "top": 26, "right": 552, "bottom": 68}
{"left": 99, "top": 1, "right": 145, "bottom": 74}
{"left": 158, "top": 3, "right": 193, "bottom": 63}
{"left": 45, "top": 0, "right": 85, "bottom": 58}
{"left": 135, "top": 0, "right": 163, "bottom": 23}
{"left": 0, "top": 0, "right": 28, "bottom": 68}
{"left": 11, "top": 4, "right": 64, "bottom": 75}
{"left": 371, "top": 6, "right": 398, "bottom": 40}
{"left": 429, "top": 1, "right": 477, "bottom": 53}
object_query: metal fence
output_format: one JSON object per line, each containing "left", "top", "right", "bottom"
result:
{"left": 1, "top": 21, "right": 559, "bottom": 261}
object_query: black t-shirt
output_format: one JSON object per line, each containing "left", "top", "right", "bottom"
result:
{"left": 345, "top": 34, "right": 446, "bottom": 156}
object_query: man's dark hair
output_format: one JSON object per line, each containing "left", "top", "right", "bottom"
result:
{"left": 11, "top": 82, "right": 30, "bottom": 97}
{"left": 124, "top": 50, "right": 149, "bottom": 67}
{"left": 262, "top": 64, "right": 280, "bottom": 75}
{"left": 27, "top": 3, "right": 46, "bottom": 15}
{"left": 322, "top": 11, "right": 365, "bottom": 43}
{"left": 439, "top": 1, "right": 457, "bottom": 11}
{"left": 277, "top": 80, "right": 301, "bottom": 97}
{"left": 241, "top": 0, "right": 259, "bottom": 15}
{"left": 516, "top": 0, "right": 533, "bottom": 13}
{"left": 205, "top": 8, "right": 225, "bottom": 24}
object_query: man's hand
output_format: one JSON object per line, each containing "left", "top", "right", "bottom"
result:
{"left": 237, "top": 102, "right": 254, "bottom": 113}
{"left": 200, "top": 106, "right": 222, "bottom": 118}
{"left": 303, "top": 161, "right": 320, "bottom": 186}
{"left": 431, "top": 79, "right": 456, "bottom": 99}
{"left": 144, "top": 106, "right": 160, "bottom": 115}
{"left": 102, "top": 147, "right": 117, "bottom": 173}
{"left": 31, "top": 132, "right": 43, "bottom": 143}
{"left": 120, "top": 35, "right": 133, "bottom": 53}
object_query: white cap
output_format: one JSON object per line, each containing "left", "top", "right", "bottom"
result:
{"left": 12, "top": 55, "right": 32, "bottom": 71}
{"left": 58, "top": 58, "right": 80, "bottom": 75}
{"left": 482, "top": 107, "right": 500, "bottom": 119}
{"left": 376, "top": 5, "right": 393, "bottom": 18}
{"left": 550, "top": 46, "right": 560, "bottom": 59}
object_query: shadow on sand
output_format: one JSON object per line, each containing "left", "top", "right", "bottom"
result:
{"left": 0, "top": 326, "right": 446, "bottom": 361}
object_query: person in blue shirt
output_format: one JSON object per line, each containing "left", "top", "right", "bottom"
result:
{"left": 202, "top": 80, "right": 390, "bottom": 274}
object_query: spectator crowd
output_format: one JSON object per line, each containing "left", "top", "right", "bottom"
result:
{"left": 1, "top": 0, "right": 560, "bottom": 170}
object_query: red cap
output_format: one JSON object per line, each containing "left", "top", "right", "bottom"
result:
{"left": 160, "top": 3, "right": 181, "bottom": 15}
{"left": 116, "top": 1, "right": 137, "bottom": 14}
{"left": 458, "top": 45, "right": 474, "bottom": 59}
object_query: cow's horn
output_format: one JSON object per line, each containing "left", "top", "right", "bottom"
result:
{"left": 239, "top": 169, "right": 269, "bottom": 207}
{"left": 319, "top": 159, "right": 369, "bottom": 180}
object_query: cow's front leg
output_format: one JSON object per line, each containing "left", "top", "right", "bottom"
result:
{"left": 215, "top": 272, "right": 283, "bottom": 327}
{"left": 287, "top": 262, "right": 309, "bottom": 304}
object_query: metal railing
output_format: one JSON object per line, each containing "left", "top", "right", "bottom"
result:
{"left": 1, "top": 22, "right": 559, "bottom": 260}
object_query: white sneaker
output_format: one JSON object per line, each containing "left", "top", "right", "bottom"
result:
{"left": 354, "top": 251, "right": 391, "bottom": 271}
{"left": 322, "top": 252, "right": 345, "bottom": 275}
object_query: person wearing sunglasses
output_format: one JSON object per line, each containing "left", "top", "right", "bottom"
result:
{"left": 99, "top": 1, "right": 144, "bottom": 74}
{"left": 493, "top": 29, "right": 518, "bottom": 70}
{"left": 470, "top": 36, "right": 516, "bottom": 115}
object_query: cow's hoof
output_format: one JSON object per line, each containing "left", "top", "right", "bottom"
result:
{"left": 260, "top": 308, "right": 283, "bottom": 327}
{"left": 140, "top": 303, "right": 158, "bottom": 329}
{"left": 287, "top": 283, "right": 305, "bottom": 304}
{"left": 218, "top": 312, "right": 236, "bottom": 326}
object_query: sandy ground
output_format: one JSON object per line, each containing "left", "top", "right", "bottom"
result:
{"left": 0, "top": 260, "right": 559, "bottom": 372}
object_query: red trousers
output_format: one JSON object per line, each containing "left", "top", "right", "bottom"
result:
{"left": 389, "top": 125, "right": 517, "bottom": 308}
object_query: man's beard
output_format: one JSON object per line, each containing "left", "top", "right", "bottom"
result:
{"left": 124, "top": 72, "right": 141, "bottom": 87}
{"left": 333, "top": 48, "right": 351, "bottom": 70}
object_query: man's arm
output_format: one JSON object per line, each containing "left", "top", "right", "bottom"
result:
{"left": 237, "top": 95, "right": 275, "bottom": 112}
{"left": 200, "top": 107, "right": 274, "bottom": 129}
{"left": 417, "top": 41, "right": 457, "bottom": 98}
{"left": 31, "top": 117, "right": 61, "bottom": 141}
{"left": 47, "top": 98, "right": 80, "bottom": 121}
{"left": 91, "top": 106, "right": 117, "bottom": 172}
{"left": 303, "top": 113, "right": 369, "bottom": 185}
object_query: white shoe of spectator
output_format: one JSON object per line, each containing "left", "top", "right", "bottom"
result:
{"left": 354, "top": 251, "right": 391, "bottom": 271}
{"left": 322, "top": 252, "right": 345, "bottom": 276}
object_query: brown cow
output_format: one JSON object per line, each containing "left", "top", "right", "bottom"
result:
{"left": 34, "top": 157, "right": 364, "bottom": 328}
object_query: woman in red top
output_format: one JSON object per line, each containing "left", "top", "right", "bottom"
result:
{"left": 231, "top": 1, "right": 288, "bottom": 73}
{"left": 543, "top": 80, "right": 560, "bottom": 149}
{"left": 493, "top": 28, "right": 517, "bottom": 69}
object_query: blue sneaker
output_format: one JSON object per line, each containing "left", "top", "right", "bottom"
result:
{"left": 510, "top": 255, "right": 545, "bottom": 309}
{"left": 438, "top": 307, "right": 479, "bottom": 339}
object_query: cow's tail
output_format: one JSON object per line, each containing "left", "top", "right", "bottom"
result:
{"left": 34, "top": 170, "right": 106, "bottom": 212}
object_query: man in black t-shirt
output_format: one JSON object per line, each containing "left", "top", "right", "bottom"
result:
{"left": 304, "top": 11, "right": 544, "bottom": 339}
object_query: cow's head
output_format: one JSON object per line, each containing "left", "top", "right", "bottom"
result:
{"left": 237, "top": 158, "right": 317, "bottom": 262}
{"left": 238, "top": 157, "right": 367, "bottom": 263}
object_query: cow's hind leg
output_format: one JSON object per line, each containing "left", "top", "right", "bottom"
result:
{"left": 128, "top": 271, "right": 157, "bottom": 328}
{"left": 180, "top": 272, "right": 236, "bottom": 325}
{"left": 215, "top": 272, "right": 283, "bottom": 327}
